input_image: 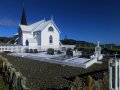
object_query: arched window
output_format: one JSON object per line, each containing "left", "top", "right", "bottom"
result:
{"left": 49, "top": 35, "right": 53, "bottom": 44}
{"left": 48, "top": 26, "right": 54, "bottom": 31}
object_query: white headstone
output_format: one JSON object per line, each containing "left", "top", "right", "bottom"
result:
{"left": 95, "top": 41, "right": 101, "bottom": 57}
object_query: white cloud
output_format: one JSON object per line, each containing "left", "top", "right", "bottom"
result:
{"left": 0, "top": 18, "right": 17, "bottom": 26}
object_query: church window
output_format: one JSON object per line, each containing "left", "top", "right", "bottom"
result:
{"left": 48, "top": 26, "right": 54, "bottom": 31}
{"left": 49, "top": 35, "right": 53, "bottom": 44}
{"left": 26, "top": 40, "right": 29, "bottom": 46}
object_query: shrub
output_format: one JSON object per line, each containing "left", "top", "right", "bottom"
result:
{"left": 34, "top": 49, "right": 38, "bottom": 53}
{"left": 77, "top": 48, "right": 84, "bottom": 51}
{"left": 47, "top": 48, "right": 54, "bottom": 55}
{"left": 74, "top": 47, "right": 77, "bottom": 50}
{"left": 30, "top": 49, "right": 33, "bottom": 53}
{"left": 57, "top": 50, "right": 62, "bottom": 54}
{"left": 66, "top": 48, "right": 73, "bottom": 57}
{"left": 26, "top": 49, "right": 29, "bottom": 53}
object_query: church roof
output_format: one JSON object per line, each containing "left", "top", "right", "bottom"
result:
{"left": 20, "top": 19, "right": 60, "bottom": 33}
{"left": 33, "top": 20, "right": 51, "bottom": 32}
{"left": 20, "top": 25, "right": 33, "bottom": 32}
{"left": 30, "top": 19, "right": 45, "bottom": 29}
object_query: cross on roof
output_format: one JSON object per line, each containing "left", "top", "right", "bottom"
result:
{"left": 97, "top": 41, "right": 100, "bottom": 47}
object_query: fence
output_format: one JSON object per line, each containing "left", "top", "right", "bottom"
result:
{"left": 0, "top": 44, "right": 75, "bottom": 53}
{"left": 0, "top": 55, "right": 28, "bottom": 90}
{"left": 0, "top": 45, "right": 22, "bottom": 53}
{"left": 109, "top": 57, "right": 120, "bottom": 90}
{"left": 70, "top": 70, "right": 108, "bottom": 90}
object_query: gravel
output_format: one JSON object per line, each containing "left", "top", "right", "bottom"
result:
{"left": 5, "top": 55, "right": 108, "bottom": 90}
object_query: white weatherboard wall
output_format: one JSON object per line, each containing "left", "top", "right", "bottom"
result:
{"left": 22, "top": 32, "right": 33, "bottom": 46}
{"left": 28, "top": 43, "right": 37, "bottom": 49}
{"left": 17, "top": 20, "right": 60, "bottom": 49}
{"left": 41, "top": 23, "right": 60, "bottom": 48}
{"left": 34, "top": 31, "right": 41, "bottom": 45}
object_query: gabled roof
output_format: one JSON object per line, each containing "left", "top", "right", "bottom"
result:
{"left": 30, "top": 20, "right": 45, "bottom": 30}
{"left": 19, "top": 25, "right": 33, "bottom": 32}
{"left": 19, "top": 19, "right": 60, "bottom": 33}
{"left": 33, "top": 20, "right": 51, "bottom": 32}
{"left": 32, "top": 20, "right": 61, "bottom": 33}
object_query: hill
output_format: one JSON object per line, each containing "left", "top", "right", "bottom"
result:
{"left": 61, "top": 39, "right": 120, "bottom": 50}
{"left": 0, "top": 37, "right": 120, "bottom": 51}
{"left": 0, "top": 37, "right": 14, "bottom": 44}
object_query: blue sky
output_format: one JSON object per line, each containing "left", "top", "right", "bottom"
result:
{"left": 0, "top": 0, "right": 120, "bottom": 44}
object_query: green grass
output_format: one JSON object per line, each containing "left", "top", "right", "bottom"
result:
{"left": 78, "top": 46, "right": 120, "bottom": 52}
{"left": 83, "top": 47, "right": 95, "bottom": 50}
{"left": 109, "top": 48, "right": 120, "bottom": 52}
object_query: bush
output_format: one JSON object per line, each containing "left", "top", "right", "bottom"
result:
{"left": 30, "top": 49, "right": 33, "bottom": 53}
{"left": 81, "top": 51, "right": 90, "bottom": 58}
{"left": 26, "top": 49, "right": 29, "bottom": 53}
{"left": 47, "top": 48, "right": 54, "bottom": 55}
{"left": 57, "top": 50, "right": 62, "bottom": 54}
{"left": 66, "top": 48, "right": 73, "bottom": 57}
{"left": 74, "top": 47, "right": 77, "bottom": 50}
{"left": 34, "top": 49, "right": 38, "bottom": 53}
{"left": 77, "top": 48, "right": 84, "bottom": 51}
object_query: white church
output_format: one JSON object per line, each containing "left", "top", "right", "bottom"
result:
{"left": 0, "top": 8, "right": 74, "bottom": 53}
{"left": 17, "top": 8, "right": 61, "bottom": 50}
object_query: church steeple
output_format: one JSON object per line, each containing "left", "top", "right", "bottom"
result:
{"left": 20, "top": 8, "right": 27, "bottom": 25}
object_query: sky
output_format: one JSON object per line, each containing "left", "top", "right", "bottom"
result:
{"left": 0, "top": 0, "right": 120, "bottom": 44}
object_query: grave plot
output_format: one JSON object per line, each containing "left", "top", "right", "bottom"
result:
{"left": 10, "top": 52, "right": 99, "bottom": 69}
{"left": 9, "top": 41, "right": 103, "bottom": 68}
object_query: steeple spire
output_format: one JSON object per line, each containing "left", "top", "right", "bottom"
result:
{"left": 20, "top": 8, "right": 27, "bottom": 25}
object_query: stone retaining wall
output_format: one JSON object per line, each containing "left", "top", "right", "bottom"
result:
{"left": 0, "top": 55, "right": 28, "bottom": 90}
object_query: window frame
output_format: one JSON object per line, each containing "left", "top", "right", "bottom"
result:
{"left": 48, "top": 26, "right": 54, "bottom": 32}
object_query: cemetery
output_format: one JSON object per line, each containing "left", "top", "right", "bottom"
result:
{"left": 9, "top": 41, "right": 103, "bottom": 69}
{"left": 1, "top": 53, "right": 108, "bottom": 90}
{"left": 0, "top": 41, "right": 110, "bottom": 90}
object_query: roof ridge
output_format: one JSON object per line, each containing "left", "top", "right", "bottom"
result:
{"left": 32, "top": 20, "right": 51, "bottom": 32}
{"left": 30, "top": 19, "right": 46, "bottom": 32}
{"left": 30, "top": 19, "right": 45, "bottom": 26}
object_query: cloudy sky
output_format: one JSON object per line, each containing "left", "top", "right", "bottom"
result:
{"left": 0, "top": 0, "right": 120, "bottom": 44}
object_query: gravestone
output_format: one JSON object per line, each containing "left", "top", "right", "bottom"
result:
{"left": 95, "top": 41, "right": 101, "bottom": 57}
{"left": 47, "top": 48, "right": 54, "bottom": 55}
{"left": 66, "top": 48, "right": 73, "bottom": 57}
{"left": 34, "top": 49, "right": 38, "bottom": 53}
